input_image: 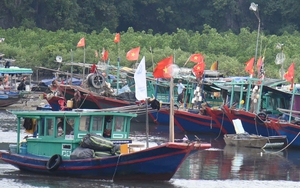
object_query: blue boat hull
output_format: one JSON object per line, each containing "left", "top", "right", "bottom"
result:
{"left": 0, "top": 143, "right": 203, "bottom": 181}
{"left": 150, "top": 108, "right": 227, "bottom": 134}
{"left": 265, "top": 120, "right": 300, "bottom": 147}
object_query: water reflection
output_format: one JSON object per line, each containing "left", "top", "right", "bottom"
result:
{"left": 1, "top": 109, "right": 300, "bottom": 187}
{"left": 175, "top": 145, "right": 300, "bottom": 181}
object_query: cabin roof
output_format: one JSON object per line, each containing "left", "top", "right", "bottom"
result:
{"left": 0, "top": 67, "right": 33, "bottom": 75}
{"left": 9, "top": 110, "right": 137, "bottom": 118}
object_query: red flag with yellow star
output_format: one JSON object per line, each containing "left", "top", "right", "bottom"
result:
{"left": 153, "top": 56, "right": 173, "bottom": 78}
{"left": 126, "top": 47, "right": 140, "bottom": 61}
{"left": 190, "top": 53, "right": 204, "bottom": 63}
{"left": 193, "top": 62, "right": 205, "bottom": 78}
{"left": 114, "top": 33, "right": 120, "bottom": 43}
{"left": 284, "top": 62, "right": 294, "bottom": 83}
{"left": 77, "top": 37, "right": 85, "bottom": 48}
{"left": 245, "top": 57, "right": 254, "bottom": 75}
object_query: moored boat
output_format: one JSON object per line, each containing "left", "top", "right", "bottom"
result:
{"left": 0, "top": 109, "right": 211, "bottom": 181}
{"left": 224, "top": 119, "right": 286, "bottom": 149}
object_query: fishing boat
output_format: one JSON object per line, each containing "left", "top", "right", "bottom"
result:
{"left": 0, "top": 59, "right": 34, "bottom": 107}
{"left": 208, "top": 77, "right": 292, "bottom": 136}
{"left": 223, "top": 119, "right": 287, "bottom": 149}
{"left": 0, "top": 91, "right": 22, "bottom": 107}
{"left": 0, "top": 109, "right": 211, "bottom": 181}
{"left": 262, "top": 90, "right": 300, "bottom": 147}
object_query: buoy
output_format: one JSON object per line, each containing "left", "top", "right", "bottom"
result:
{"left": 67, "top": 100, "right": 73, "bottom": 108}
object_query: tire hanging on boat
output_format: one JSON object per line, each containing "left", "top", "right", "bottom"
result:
{"left": 87, "top": 73, "right": 106, "bottom": 89}
{"left": 46, "top": 154, "right": 62, "bottom": 172}
{"left": 255, "top": 112, "right": 268, "bottom": 125}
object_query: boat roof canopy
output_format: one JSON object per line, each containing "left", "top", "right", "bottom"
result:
{"left": 0, "top": 67, "right": 33, "bottom": 76}
{"left": 10, "top": 110, "right": 137, "bottom": 118}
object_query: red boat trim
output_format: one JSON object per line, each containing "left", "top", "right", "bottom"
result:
{"left": 0, "top": 143, "right": 202, "bottom": 171}
{"left": 206, "top": 107, "right": 227, "bottom": 134}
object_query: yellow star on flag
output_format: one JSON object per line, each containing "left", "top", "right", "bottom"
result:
{"left": 163, "top": 67, "right": 168, "bottom": 73}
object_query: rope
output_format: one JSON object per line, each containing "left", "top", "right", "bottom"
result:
{"left": 269, "top": 132, "right": 300, "bottom": 154}
{"left": 215, "top": 109, "right": 225, "bottom": 140}
{"left": 254, "top": 113, "right": 270, "bottom": 136}
{"left": 112, "top": 154, "right": 122, "bottom": 181}
{"left": 78, "top": 92, "right": 89, "bottom": 109}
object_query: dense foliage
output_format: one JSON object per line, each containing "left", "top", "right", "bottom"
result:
{"left": 0, "top": 26, "right": 299, "bottom": 82}
{"left": 1, "top": 0, "right": 300, "bottom": 35}
{"left": 0, "top": 0, "right": 299, "bottom": 81}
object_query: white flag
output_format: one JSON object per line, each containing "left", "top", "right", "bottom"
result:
{"left": 134, "top": 56, "right": 147, "bottom": 100}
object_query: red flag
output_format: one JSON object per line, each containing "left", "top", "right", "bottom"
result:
{"left": 193, "top": 62, "right": 206, "bottom": 78}
{"left": 153, "top": 56, "right": 173, "bottom": 78}
{"left": 101, "top": 50, "right": 109, "bottom": 61}
{"left": 126, "top": 47, "right": 140, "bottom": 61}
{"left": 77, "top": 38, "right": 85, "bottom": 48}
{"left": 210, "top": 61, "right": 218, "bottom": 70}
{"left": 256, "top": 56, "right": 262, "bottom": 74}
{"left": 114, "top": 33, "right": 120, "bottom": 43}
{"left": 90, "top": 64, "right": 97, "bottom": 73}
{"left": 284, "top": 62, "right": 295, "bottom": 82}
{"left": 244, "top": 57, "right": 254, "bottom": 75}
{"left": 190, "top": 54, "right": 204, "bottom": 63}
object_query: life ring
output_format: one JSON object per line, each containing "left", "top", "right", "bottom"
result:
{"left": 87, "top": 73, "right": 105, "bottom": 89}
{"left": 294, "top": 121, "right": 300, "bottom": 125}
{"left": 257, "top": 112, "right": 267, "bottom": 121}
{"left": 46, "top": 154, "right": 62, "bottom": 171}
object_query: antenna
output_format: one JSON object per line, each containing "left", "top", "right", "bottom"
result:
{"left": 275, "top": 52, "right": 285, "bottom": 65}
{"left": 56, "top": 56, "right": 63, "bottom": 63}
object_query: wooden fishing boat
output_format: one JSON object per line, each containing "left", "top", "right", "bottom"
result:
{"left": 207, "top": 77, "right": 293, "bottom": 136}
{"left": 0, "top": 109, "right": 211, "bottom": 181}
{"left": 0, "top": 63, "right": 33, "bottom": 107}
{"left": 224, "top": 119, "right": 286, "bottom": 149}
{"left": 0, "top": 91, "right": 22, "bottom": 107}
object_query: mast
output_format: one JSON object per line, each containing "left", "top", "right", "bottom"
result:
{"left": 169, "top": 76, "right": 174, "bottom": 142}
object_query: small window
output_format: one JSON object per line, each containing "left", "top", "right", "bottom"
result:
{"left": 66, "top": 118, "right": 75, "bottom": 135}
{"left": 92, "top": 116, "right": 104, "bottom": 131}
{"left": 114, "top": 116, "right": 124, "bottom": 132}
{"left": 79, "top": 116, "right": 90, "bottom": 132}
{"left": 103, "top": 116, "right": 113, "bottom": 138}
{"left": 46, "top": 118, "right": 54, "bottom": 136}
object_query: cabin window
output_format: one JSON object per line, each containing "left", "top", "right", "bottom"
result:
{"left": 79, "top": 116, "right": 90, "bottom": 132}
{"left": 103, "top": 116, "right": 113, "bottom": 138}
{"left": 46, "top": 118, "right": 54, "bottom": 136}
{"left": 92, "top": 116, "right": 104, "bottom": 131}
{"left": 114, "top": 116, "right": 124, "bottom": 132}
{"left": 56, "top": 117, "right": 65, "bottom": 137}
{"left": 39, "top": 118, "right": 45, "bottom": 136}
{"left": 66, "top": 118, "right": 75, "bottom": 135}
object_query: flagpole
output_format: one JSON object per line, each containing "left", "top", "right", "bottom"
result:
{"left": 117, "top": 41, "right": 120, "bottom": 95}
{"left": 146, "top": 99, "right": 149, "bottom": 148}
{"left": 183, "top": 55, "right": 191, "bottom": 67}
{"left": 150, "top": 47, "right": 154, "bottom": 71}
{"left": 70, "top": 49, "right": 73, "bottom": 86}
{"left": 289, "top": 81, "right": 295, "bottom": 123}
{"left": 169, "top": 76, "right": 175, "bottom": 142}
{"left": 83, "top": 46, "right": 86, "bottom": 79}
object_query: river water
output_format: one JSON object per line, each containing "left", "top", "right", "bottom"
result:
{"left": 0, "top": 109, "right": 300, "bottom": 188}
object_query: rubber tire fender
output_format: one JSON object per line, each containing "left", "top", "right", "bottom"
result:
{"left": 87, "top": 73, "right": 105, "bottom": 89}
{"left": 46, "top": 154, "right": 62, "bottom": 172}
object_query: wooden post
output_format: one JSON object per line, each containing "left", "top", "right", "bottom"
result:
{"left": 146, "top": 99, "right": 149, "bottom": 148}
{"left": 169, "top": 77, "right": 174, "bottom": 142}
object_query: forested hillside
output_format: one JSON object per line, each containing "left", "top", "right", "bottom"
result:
{"left": 0, "top": 0, "right": 299, "bottom": 35}
{"left": 0, "top": 0, "right": 299, "bottom": 81}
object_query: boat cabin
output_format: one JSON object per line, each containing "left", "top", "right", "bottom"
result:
{"left": 12, "top": 110, "right": 137, "bottom": 158}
